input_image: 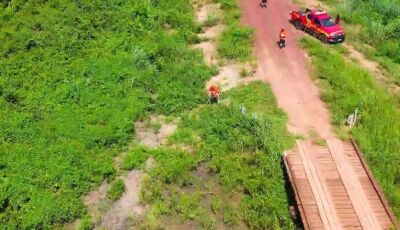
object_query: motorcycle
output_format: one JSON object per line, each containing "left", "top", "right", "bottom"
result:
{"left": 278, "top": 38, "right": 286, "bottom": 48}
{"left": 260, "top": 0, "right": 267, "bottom": 8}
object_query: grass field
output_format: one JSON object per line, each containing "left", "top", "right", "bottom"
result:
{"left": 301, "top": 37, "right": 400, "bottom": 218}
{"left": 216, "top": 0, "right": 254, "bottom": 61}
{"left": 122, "top": 0, "right": 293, "bottom": 227}
{"left": 126, "top": 82, "right": 295, "bottom": 229}
{"left": 0, "top": 0, "right": 213, "bottom": 228}
{"left": 0, "top": 0, "right": 295, "bottom": 228}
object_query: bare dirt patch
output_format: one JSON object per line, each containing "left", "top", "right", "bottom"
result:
{"left": 206, "top": 62, "right": 256, "bottom": 92}
{"left": 84, "top": 116, "right": 177, "bottom": 229}
{"left": 199, "top": 24, "right": 225, "bottom": 41}
{"left": 207, "top": 64, "right": 242, "bottom": 91}
{"left": 196, "top": 3, "right": 220, "bottom": 24}
{"left": 84, "top": 181, "right": 109, "bottom": 220}
{"left": 193, "top": 3, "right": 224, "bottom": 67}
{"left": 344, "top": 44, "right": 381, "bottom": 77}
{"left": 194, "top": 42, "right": 218, "bottom": 66}
{"left": 97, "top": 170, "right": 146, "bottom": 230}
{"left": 194, "top": 1, "right": 255, "bottom": 92}
{"left": 135, "top": 116, "right": 177, "bottom": 148}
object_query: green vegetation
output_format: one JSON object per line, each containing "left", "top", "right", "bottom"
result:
{"left": 132, "top": 82, "right": 294, "bottom": 229}
{"left": 121, "top": 147, "right": 149, "bottom": 171}
{"left": 107, "top": 179, "right": 125, "bottom": 202}
{"left": 77, "top": 216, "right": 93, "bottom": 230}
{"left": 0, "top": 0, "right": 293, "bottom": 228}
{"left": 217, "top": 0, "right": 254, "bottom": 61}
{"left": 202, "top": 13, "right": 220, "bottom": 27}
{"left": 301, "top": 37, "right": 400, "bottom": 218}
{"left": 0, "top": 0, "right": 213, "bottom": 228}
{"left": 319, "top": 0, "right": 400, "bottom": 83}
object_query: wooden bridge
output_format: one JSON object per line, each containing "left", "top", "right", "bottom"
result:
{"left": 284, "top": 139, "right": 399, "bottom": 229}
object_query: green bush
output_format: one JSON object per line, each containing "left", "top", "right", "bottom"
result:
{"left": 174, "top": 192, "right": 202, "bottom": 220}
{"left": 107, "top": 179, "right": 125, "bottom": 201}
{"left": 377, "top": 41, "right": 400, "bottom": 63}
{"left": 211, "top": 196, "right": 221, "bottom": 214}
{"left": 121, "top": 147, "right": 149, "bottom": 170}
{"left": 215, "top": 0, "right": 254, "bottom": 61}
{"left": 77, "top": 216, "right": 94, "bottom": 230}
{"left": 150, "top": 149, "right": 197, "bottom": 186}
{"left": 202, "top": 13, "right": 219, "bottom": 27}
{"left": 223, "top": 203, "right": 240, "bottom": 226}
{"left": 218, "top": 25, "right": 254, "bottom": 61}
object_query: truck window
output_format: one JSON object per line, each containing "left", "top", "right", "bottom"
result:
{"left": 307, "top": 14, "right": 313, "bottom": 21}
{"left": 321, "top": 18, "right": 335, "bottom": 27}
{"left": 314, "top": 18, "right": 321, "bottom": 26}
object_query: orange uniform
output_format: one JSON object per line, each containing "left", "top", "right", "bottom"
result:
{"left": 279, "top": 30, "right": 287, "bottom": 39}
{"left": 209, "top": 85, "right": 220, "bottom": 98}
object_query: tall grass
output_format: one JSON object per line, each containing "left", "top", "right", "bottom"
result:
{"left": 301, "top": 37, "right": 400, "bottom": 218}
{"left": 216, "top": 0, "right": 254, "bottom": 61}
{"left": 321, "top": 0, "right": 400, "bottom": 81}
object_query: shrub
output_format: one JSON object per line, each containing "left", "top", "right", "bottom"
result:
{"left": 202, "top": 13, "right": 219, "bottom": 27}
{"left": 211, "top": 196, "right": 221, "bottom": 214}
{"left": 218, "top": 25, "right": 254, "bottom": 61}
{"left": 223, "top": 203, "right": 240, "bottom": 226}
{"left": 121, "top": 147, "right": 149, "bottom": 170}
{"left": 215, "top": 0, "right": 254, "bottom": 61}
{"left": 77, "top": 216, "right": 93, "bottom": 230}
{"left": 107, "top": 179, "right": 125, "bottom": 201}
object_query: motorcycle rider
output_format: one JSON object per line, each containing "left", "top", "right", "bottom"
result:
{"left": 279, "top": 28, "right": 287, "bottom": 47}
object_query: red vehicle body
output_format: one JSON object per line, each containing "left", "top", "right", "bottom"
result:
{"left": 291, "top": 9, "right": 345, "bottom": 43}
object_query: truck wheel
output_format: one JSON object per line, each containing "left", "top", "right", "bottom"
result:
{"left": 319, "top": 34, "right": 328, "bottom": 43}
{"left": 294, "top": 20, "right": 303, "bottom": 30}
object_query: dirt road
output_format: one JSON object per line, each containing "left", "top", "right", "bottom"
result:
{"left": 240, "top": 1, "right": 399, "bottom": 229}
{"left": 240, "top": 0, "right": 333, "bottom": 139}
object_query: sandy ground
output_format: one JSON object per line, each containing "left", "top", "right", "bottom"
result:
{"left": 135, "top": 116, "right": 177, "bottom": 148}
{"left": 97, "top": 171, "right": 145, "bottom": 230}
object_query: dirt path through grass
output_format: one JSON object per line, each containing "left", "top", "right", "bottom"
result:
{"left": 240, "top": 0, "right": 333, "bottom": 139}
{"left": 97, "top": 170, "right": 145, "bottom": 230}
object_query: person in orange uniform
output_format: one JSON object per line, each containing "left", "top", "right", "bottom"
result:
{"left": 279, "top": 28, "right": 287, "bottom": 47}
{"left": 279, "top": 28, "right": 287, "bottom": 40}
{"left": 208, "top": 84, "right": 220, "bottom": 104}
